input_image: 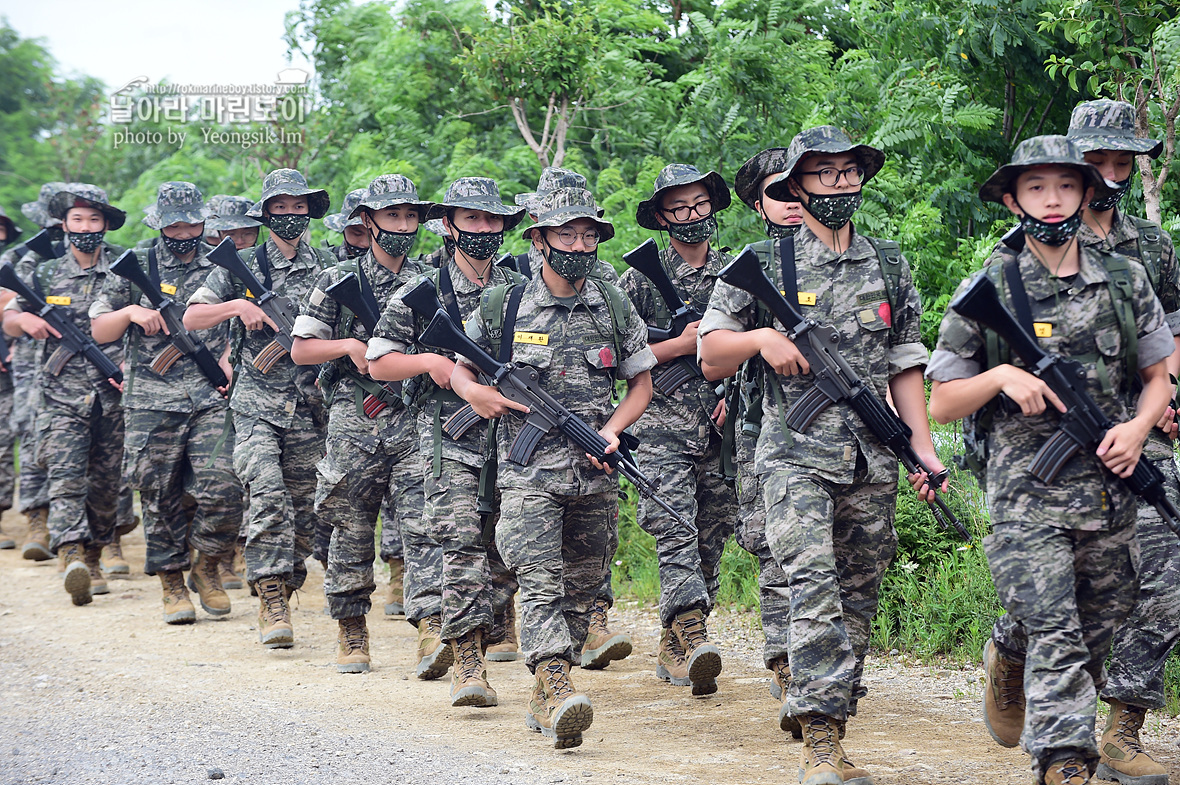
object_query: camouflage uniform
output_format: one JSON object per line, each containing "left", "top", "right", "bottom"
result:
{"left": 88, "top": 182, "right": 242, "bottom": 575}
{"left": 927, "top": 135, "right": 1175, "bottom": 780}
{"left": 187, "top": 170, "right": 329, "bottom": 589}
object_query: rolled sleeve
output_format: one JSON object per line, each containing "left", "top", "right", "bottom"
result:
{"left": 697, "top": 307, "right": 745, "bottom": 339}
{"left": 4, "top": 298, "right": 23, "bottom": 314}
{"left": 186, "top": 285, "right": 225, "bottom": 306}
{"left": 291, "top": 314, "right": 332, "bottom": 340}
{"left": 1165, "top": 309, "right": 1180, "bottom": 336}
{"left": 366, "top": 336, "right": 400, "bottom": 361}
{"left": 87, "top": 299, "right": 114, "bottom": 318}
{"left": 619, "top": 346, "right": 657, "bottom": 380}
{"left": 925, "top": 349, "right": 982, "bottom": 382}
{"left": 887, "top": 341, "right": 929, "bottom": 377}
{"left": 1138, "top": 323, "right": 1175, "bottom": 369}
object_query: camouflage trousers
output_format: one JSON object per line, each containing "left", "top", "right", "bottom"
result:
{"left": 0, "top": 384, "right": 16, "bottom": 512}
{"left": 123, "top": 405, "right": 243, "bottom": 574}
{"left": 36, "top": 394, "right": 124, "bottom": 551}
{"left": 379, "top": 492, "right": 403, "bottom": 561}
{"left": 232, "top": 405, "right": 324, "bottom": 589}
{"left": 317, "top": 432, "right": 423, "bottom": 620}
{"left": 734, "top": 456, "right": 791, "bottom": 668}
{"left": 763, "top": 464, "right": 897, "bottom": 720}
{"left": 987, "top": 520, "right": 1139, "bottom": 778}
{"left": 12, "top": 340, "right": 48, "bottom": 513}
{"left": 497, "top": 485, "right": 615, "bottom": 668}
{"left": 1103, "top": 456, "right": 1180, "bottom": 709}
{"left": 636, "top": 428, "right": 737, "bottom": 627}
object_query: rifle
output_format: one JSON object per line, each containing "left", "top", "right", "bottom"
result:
{"left": 108, "top": 249, "right": 228, "bottom": 393}
{"left": 496, "top": 252, "right": 530, "bottom": 278}
{"left": 950, "top": 272, "right": 1180, "bottom": 538}
{"left": 206, "top": 238, "right": 299, "bottom": 373}
{"left": 623, "top": 239, "right": 704, "bottom": 396}
{"left": 1001, "top": 224, "right": 1025, "bottom": 253}
{"left": 409, "top": 296, "right": 691, "bottom": 528}
{"left": 24, "top": 228, "right": 65, "bottom": 261}
{"left": 0, "top": 259, "right": 123, "bottom": 384}
{"left": 321, "top": 271, "right": 406, "bottom": 418}
{"left": 718, "top": 244, "right": 970, "bottom": 543}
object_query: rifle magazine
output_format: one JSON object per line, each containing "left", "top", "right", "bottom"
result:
{"left": 1029, "top": 428, "right": 1082, "bottom": 485}
{"left": 784, "top": 383, "right": 836, "bottom": 433}
{"left": 45, "top": 346, "right": 74, "bottom": 376}
{"left": 252, "top": 340, "right": 289, "bottom": 374}
{"left": 150, "top": 344, "right": 184, "bottom": 375}
{"left": 507, "top": 422, "right": 546, "bottom": 466}
{"left": 442, "top": 404, "right": 484, "bottom": 440}
{"left": 652, "top": 362, "right": 694, "bottom": 396}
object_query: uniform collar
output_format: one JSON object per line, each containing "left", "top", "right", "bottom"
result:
{"left": 1016, "top": 243, "right": 1109, "bottom": 301}
{"left": 663, "top": 243, "right": 725, "bottom": 279}
{"left": 793, "top": 223, "right": 877, "bottom": 266}
{"left": 1077, "top": 207, "right": 1137, "bottom": 251}
{"left": 525, "top": 270, "right": 607, "bottom": 310}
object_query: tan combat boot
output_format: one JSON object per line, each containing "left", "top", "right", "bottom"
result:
{"left": 336, "top": 616, "right": 370, "bottom": 673}
{"left": 415, "top": 614, "right": 453, "bottom": 679}
{"left": 219, "top": 544, "right": 244, "bottom": 590}
{"left": 1096, "top": 700, "right": 1166, "bottom": 785}
{"left": 580, "top": 597, "right": 633, "bottom": 669}
{"left": 656, "top": 627, "right": 690, "bottom": 686}
{"left": 798, "top": 714, "right": 847, "bottom": 785}
{"left": 102, "top": 535, "right": 130, "bottom": 575}
{"left": 770, "top": 656, "right": 804, "bottom": 738}
{"left": 82, "top": 546, "right": 109, "bottom": 596}
{"left": 0, "top": 520, "right": 14, "bottom": 549}
{"left": 60, "top": 543, "right": 92, "bottom": 606}
{"left": 187, "top": 552, "right": 231, "bottom": 616}
{"left": 160, "top": 570, "right": 196, "bottom": 624}
{"left": 450, "top": 629, "right": 497, "bottom": 707}
{"left": 671, "top": 608, "right": 722, "bottom": 695}
{"left": 21, "top": 507, "right": 51, "bottom": 561}
{"left": 982, "top": 639, "right": 1025, "bottom": 748}
{"left": 255, "top": 577, "right": 294, "bottom": 648}
{"left": 1044, "top": 756, "right": 1091, "bottom": 785}
{"left": 486, "top": 602, "right": 521, "bottom": 662}
{"left": 116, "top": 513, "right": 140, "bottom": 538}
{"left": 526, "top": 658, "right": 594, "bottom": 749}
{"left": 383, "top": 558, "right": 404, "bottom": 616}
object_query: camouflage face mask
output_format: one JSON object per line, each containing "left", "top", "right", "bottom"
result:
{"left": 547, "top": 247, "right": 597, "bottom": 282}
{"left": 1089, "top": 178, "right": 1131, "bottom": 212}
{"left": 799, "top": 187, "right": 862, "bottom": 230}
{"left": 765, "top": 220, "right": 801, "bottom": 240}
{"left": 343, "top": 241, "right": 368, "bottom": 259}
{"left": 1015, "top": 199, "right": 1083, "bottom": 247}
{"left": 373, "top": 227, "right": 417, "bottom": 259}
{"left": 68, "top": 230, "right": 105, "bottom": 254}
{"left": 162, "top": 232, "right": 200, "bottom": 257}
{"left": 666, "top": 215, "right": 716, "bottom": 244}
{"left": 268, "top": 213, "right": 310, "bottom": 240}
{"left": 454, "top": 228, "right": 504, "bottom": 261}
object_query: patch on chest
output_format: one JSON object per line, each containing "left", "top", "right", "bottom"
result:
{"left": 513, "top": 331, "right": 549, "bottom": 346}
{"left": 46, "top": 295, "right": 70, "bottom": 306}
{"left": 1034, "top": 322, "right": 1053, "bottom": 338}
{"left": 160, "top": 283, "right": 177, "bottom": 295}
{"left": 797, "top": 292, "right": 817, "bottom": 306}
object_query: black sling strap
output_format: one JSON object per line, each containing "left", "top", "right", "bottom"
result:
{"left": 777, "top": 235, "right": 798, "bottom": 304}
{"left": 499, "top": 284, "right": 526, "bottom": 364}
{"left": 438, "top": 264, "right": 462, "bottom": 326}
{"left": 1002, "top": 258, "right": 1036, "bottom": 337}
{"left": 253, "top": 244, "right": 273, "bottom": 291}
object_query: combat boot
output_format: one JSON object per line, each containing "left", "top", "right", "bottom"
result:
{"left": 415, "top": 614, "right": 453, "bottom": 679}
{"left": 580, "top": 597, "right": 633, "bottom": 669}
{"left": 336, "top": 616, "right": 370, "bottom": 673}
{"left": 982, "top": 639, "right": 1025, "bottom": 748}
{"left": 526, "top": 658, "right": 594, "bottom": 749}
{"left": 219, "top": 548, "right": 244, "bottom": 591}
{"left": 671, "top": 608, "right": 722, "bottom": 695}
{"left": 383, "top": 558, "right": 404, "bottom": 616}
{"left": 21, "top": 507, "right": 51, "bottom": 561}
{"left": 1044, "top": 756, "right": 1091, "bottom": 785}
{"left": 0, "top": 520, "right": 14, "bottom": 549}
{"left": 102, "top": 535, "right": 130, "bottom": 575}
{"left": 798, "top": 714, "right": 847, "bottom": 785}
{"left": 116, "top": 513, "right": 140, "bottom": 538}
{"left": 486, "top": 602, "right": 521, "bottom": 662}
{"left": 60, "top": 543, "right": 92, "bottom": 606}
{"left": 656, "top": 627, "right": 690, "bottom": 686}
{"left": 770, "top": 656, "right": 803, "bottom": 738}
{"left": 160, "top": 570, "right": 196, "bottom": 624}
{"left": 1096, "top": 699, "right": 1167, "bottom": 785}
{"left": 187, "top": 552, "right": 231, "bottom": 616}
{"left": 255, "top": 577, "right": 294, "bottom": 649}
{"left": 450, "top": 629, "right": 497, "bottom": 707}
{"left": 82, "top": 546, "right": 108, "bottom": 596}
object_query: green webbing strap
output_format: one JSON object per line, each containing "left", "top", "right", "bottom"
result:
{"left": 1104, "top": 254, "right": 1138, "bottom": 382}
{"left": 431, "top": 397, "right": 444, "bottom": 478}
{"left": 477, "top": 419, "right": 499, "bottom": 545}
{"left": 768, "top": 373, "right": 794, "bottom": 449}
{"left": 719, "top": 379, "right": 738, "bottom": 485}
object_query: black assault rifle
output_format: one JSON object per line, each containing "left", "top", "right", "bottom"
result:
{"left": 23, "top": 228, "right": 66, "bottom": 261}
{"left": 951, "top": 272, "right": 1180, "bottom": 539}
{"left": 403, "top": 285, "right": 691, "bottom": 528}
{"left": 623, "top": 239, "right": 704, "bottom": 395}
{"left": 206, "top": 238, "right": 299, "bottom": 373}
{"left": 322, "top": 271, "right": 406, "bottom": 418}
{"left": 718, "top": 244, "right": 971, "bottom": 543}
{"left": 0, "top": 259, "right": 123, "bottom": 384}
{"left": 109, "top": 250, "right": 228, "bottom": 393}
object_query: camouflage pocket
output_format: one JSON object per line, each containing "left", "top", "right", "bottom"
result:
{"left": 313, "top": 439, "right": 350, "bottom": 519}
{"left": 1094, "top": 325, "right": 1122, "bottom": 360}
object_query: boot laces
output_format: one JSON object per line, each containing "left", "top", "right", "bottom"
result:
{"left": 804, "top": 716, "right": 840, "bottom": 765}
{"left": 259, "top": 580, "right": 287, "bottom": 620}
{"left": 164, "top": 572, "right": 187, "bottom": 601}
{"left": 996, "top": 657, "right": 1026, "bottom": 709}
{"left": 541, "top": 659, "right": 574, "bottom": 701}
{"left": 200, "top": 555, "right": 223, "bottom": 588}
{"left": 426, "top": 615, "right": 443, "bottom": 637}
{"left": 666, "top": 629, "right": 687, "bottom": 661}
{"left": 588, "top": 598, "right": 609, "bottom": 634}
{"left": 455, "top": 634, "right": 483, "bottom": 678}
{"left": 108, "top": 540, "right": 124, "bottom": 559}
{"left": 1115, "top": 706, "right": 1148, "bottom": 754}
{"left": 340, "top": 617, "right": 367, "bottom": 651}
{"left": 772, "top": 657, "right": 791, "bottom": 689}
{"left": 677, "top": 612, "right": 709, "bottom": 650}
{"left": 1049, "top": 757, "right": 1088, "bottom": 784}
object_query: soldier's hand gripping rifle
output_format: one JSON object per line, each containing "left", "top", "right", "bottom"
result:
{"left": 718, "top": 244, "right": 970, "bottom": 543}
{"left": 322, "top": 271, "right": 405, "bottom": 418}
{"left": 109, "top": 251, "right": 228, "bottom": 393}
{"left": 206, "top": 238, "right": 299, "bottom": 373}
{"left": 408, "top": 298, "right": 691, "bottom": 528}
{"left": 950, "top": 272, "right": 1180, "bottom": 539}
{"left": 0, "top": 259, "right": 123, "bottom": 384}
{"left": 623, "top": 239, "right": 705, "bottom": 396}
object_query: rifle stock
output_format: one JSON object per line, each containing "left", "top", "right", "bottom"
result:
{"left": 24, "top": 228, "right": 65, "bottom": 261}
{"left": 206, "top": 238, "right": 298, "bottom": 364}
{"left": 623, "top": 239, "right": 705, "bottom": 394}
{"left": 321, "top": 271, "right": 403, "bottom": 417}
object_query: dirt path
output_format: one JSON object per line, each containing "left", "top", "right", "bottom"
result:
{"left": 2, "top": 508, "right": 1178, "bottom": 785}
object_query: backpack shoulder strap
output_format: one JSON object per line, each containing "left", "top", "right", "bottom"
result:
{"left": 479, "top": 281, "right": 516, "bottom": 360}
{"left": 865, "top": 237, "right": 902, "bottom": 316}
{"left": 1128, "top": 215, "right": 1164, "bottom": 291}
{"left": 589, "top": 277, "right": 630, "bottom": 363}
{"left": 1100, "top": 251, "right": 1138, "bottom": 382}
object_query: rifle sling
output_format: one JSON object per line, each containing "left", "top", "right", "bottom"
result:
{"left": 1002, "top": 259, "right": 1036, "bottom": 337}
{"left": 253, "top": 245, "right": 273, "bottom": 291}
{"left": 777, "top": 235, "right": 799, "bottom": 310}
{"left": 438, "top": 264, "right": 462, "bottom": 326}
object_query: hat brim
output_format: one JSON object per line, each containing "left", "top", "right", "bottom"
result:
{"left": 735, "top": 148, "right": 791, "bottom": 211}
{"left": 1067, "top": 132, "right": 1164, "bottom": 159}
{"left": 323, "top": 213, "right": 363, "bottom": 233}
{"left": 21, "top": 202, "right": 56, "bottom": 229}
{"left": 636, "top": 170, "right": 732, "bottom": 231}
{"left": 522, "top": 209, "right": 615, "bottom": 242}
{"left": 348, "top": 197, "right": 435, "bottom": 221}
{"left": 49, "top": 192, "right": 126, "bottom": 231}
{"left": 978, "top": 160, "right": 1114, "bottom": 204}
{"left": 257, "top": 188, "right": 331, "bottom": 219}
{"left": 146, "top": 205, "right": 212, "bottom": 230}
{"left": 763, "top": 143, "right": 885, "bottom": 203}
{"left": 206, "top": 216, "right": 262, "bottom": 231}
{"left": 426, "top": 200, "right": 526, "bottom": 232}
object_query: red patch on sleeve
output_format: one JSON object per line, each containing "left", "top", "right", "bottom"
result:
{"left": 599, "top": 346, "right": 616, "bottom": 368}
{"left": 878, "top": 301, "right": 892, "bottom": 327}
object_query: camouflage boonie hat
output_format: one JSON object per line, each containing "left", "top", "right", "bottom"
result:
{"left": 636, "top": 164, "right": 731, "bottom": 231}
{"left": 324, "top": 188, "right": 367, "bottom": 232}
{"left": 764, "top": 125, "right": 885, "bottom": 203}
{"left": 142, "top": 181, "right": 212, "bottom": 230}
{"left": 521, "top": 187, "right": 614, "bottom": 242}
{"left": 516, "top": 167, "right": 590, "bottom": 216}
{"left": 1067, "top": 99, "right": 1163, "bottom": 159}
{"left": 349, "top": 174, "right": 435, "bottom": 219}
{"left": 425, "top": 177, "right": 526, "bottom": 231}
{"left": 424, "top": 218, "right": 449, "bottom": 238}
{"left": 21, "top": 181, "right": 68, "bottom": 228}
{"left": 48, "top": 183, "right": 127, "bottom": 230}
{"left": 979, "top": 134, "right": 1114, "bottom": 204}
{"left": 734, "top": 147, "right": 793, "bottom": 211}
{"left": 205, "top": 195, "right": 261, "bottom": 231}
{"left": 245, "top": 168, "right": 330, "bottom": 220}
{"left": 0, "top": 206, "right": 22, "bottom": 245}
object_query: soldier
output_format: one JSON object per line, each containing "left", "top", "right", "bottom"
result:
{"left": 367, "top": 177, "right": 525, "bottom": 706}
{"left": 89, "top": 182, "right": 243, "bottom": 625}
{"left": 618, "top": 163, "right": 738, "bottom": 693}
{"left": 0, "top": 207, "right": 18, "bottom": 550}
{"left": 184, "top": 168, "right": 331, "bottom": 649}
{"left": 700, "top": 126, "right": 940, "bottom": 785}
{"left": 2, "top": 184, "right": 127, "bottom": 607}
{"left": 290, "top": 174, "right": 433, "bottom": 673}
{"left": 452, "top": 186, "right": 655, "bottom": 748}
{"left": 205, "top": 195, "right": 262, "bottom": 251}
{"left": 928, "top": 136, "right": 1174, "bottom": 785}
{"left": 322, "top": 188, "right": 371, "bottom": 262}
